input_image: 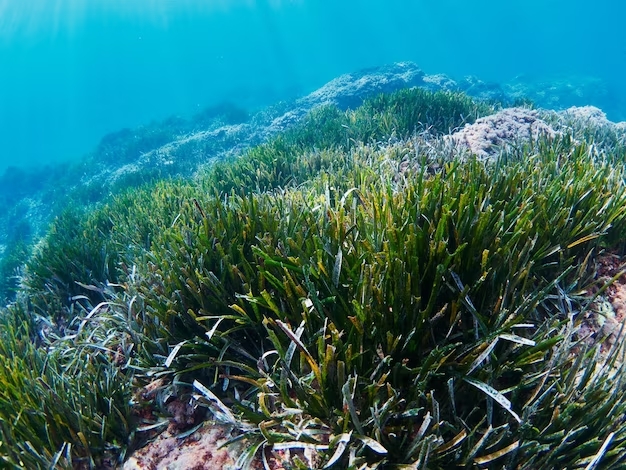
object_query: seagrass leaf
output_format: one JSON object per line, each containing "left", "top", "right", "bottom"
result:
{"left": 356, "top": 435, "right": 388, "bottom": 454}
{"left": 463, "top": 377, "right": 521, "bottom": 423}
{"left": 285, "top": 321, "right": 305, "bottom": 368}
{"left": 436, "top": 429, "right": 467, "bottom": 454}
{"left": 236, "top": 440, "right": 265, "bottom": 470}
{"left": 498, "top": 333, "right": 535, "bottom": 347}
{"left": 324, "top": 433, "right": 352, "bottom": 468}
{"left": 584, "top": 432, "right": 615, "bottom": 470}
{"left": 404, "top": 412, "right": 432, "bottom": 460}
{"left": 193, "top": 380, "right": 239, "bottom": 425}
{"left": 567, "top": 233, "right": 602, "bottom": 249}
{"left": 206, "top": 318, "right": 225, "bottom": 341}
{"left": 332, "top": 247, "right": 343, "bottom": 289}
{"left": 342, "top": 378, "right": 364, "bottom": 435}
{"left": 467, "top": 337, "right": 499, "bottom": 375}
{"left": 275, "top": 320, "right": 321, "bottom": 381}
{"left": 474, "top": 440, "right": 519, "bottom": 466}
{"left": 164, "top": 341, "right": 186, "bottom": 368}
{"left": 273, "top": 442, "right": 330, "bottom": 451}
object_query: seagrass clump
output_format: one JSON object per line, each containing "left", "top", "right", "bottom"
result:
{"left": 124, "top": 139, "right": 626, "bottom": 468}
{"left": 2, "top": 88, "right": 626, "bottom": 468}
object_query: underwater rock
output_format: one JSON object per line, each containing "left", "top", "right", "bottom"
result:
{"left": 446, "top": 103, "right": 626, "bottom": 161}
{"left": 420, "top": 73, "right": 514, "bottom": 103}
{"left": 299, "top": 61, "right": 425, "bottom": 111}
{"left": 456, "top": 75, "right": 510, "bottom": 103}
{"left": 123, "top": 423, "right": 243, "bottom": 470}
{"left": 550, "top": 105, "right": 626, "bottom": 151}
{"left": 560, "top": 104, "right": 613, "bottom": 125}
{"left": 263, "top": 62, "right": 426, "bottom": 137}
{"left": 421, "top": 73, "right": 458, "bottom": 92}
{"left": 420, "top": 70, "right": 622, "bottom": 120}
{"left": 502, "top": 75, "right": 619, "bottom": 117}
{"left": 447, "top": 107, "right": 556, "bottom": 159}
{"left": 420, "top": 73, "right": 513, "bottom": 104}
{"left": 577, "top": 252, "right": 626, "bottom": 359}
{"left": 260, "top": 108, "right": 309, "bottom": 140}
{"left": 117, "top": 62, "right": 429, "bottom": 167}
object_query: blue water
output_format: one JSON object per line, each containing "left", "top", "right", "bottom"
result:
{"left": 1, "top": 0, "right": 625, "bottom": 174}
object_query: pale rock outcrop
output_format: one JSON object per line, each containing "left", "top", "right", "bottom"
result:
{"left": 447, "top": 107, "right": 556, "bottom": 160}
{"left": 123, "top": 424, "right": 243, "bottom": 470}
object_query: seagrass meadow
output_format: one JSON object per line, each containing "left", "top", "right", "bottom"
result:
{"left": 3, "top": 88, "right": 626, "bottom": 469}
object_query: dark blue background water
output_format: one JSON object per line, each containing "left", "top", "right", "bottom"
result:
{"left": 1, "top": 0, "right": 624, "bottom": 174}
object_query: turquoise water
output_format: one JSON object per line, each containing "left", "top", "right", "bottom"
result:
{"left": 1, "top": 0, "right": 624, "bottom": 173}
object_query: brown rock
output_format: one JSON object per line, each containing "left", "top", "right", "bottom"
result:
{"left": 123, "top": 423, "right": 244, "bottom": 470}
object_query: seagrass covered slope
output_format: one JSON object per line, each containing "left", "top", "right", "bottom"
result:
{"left": 2, "top": 87, "right": 626, "bottom": 469}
